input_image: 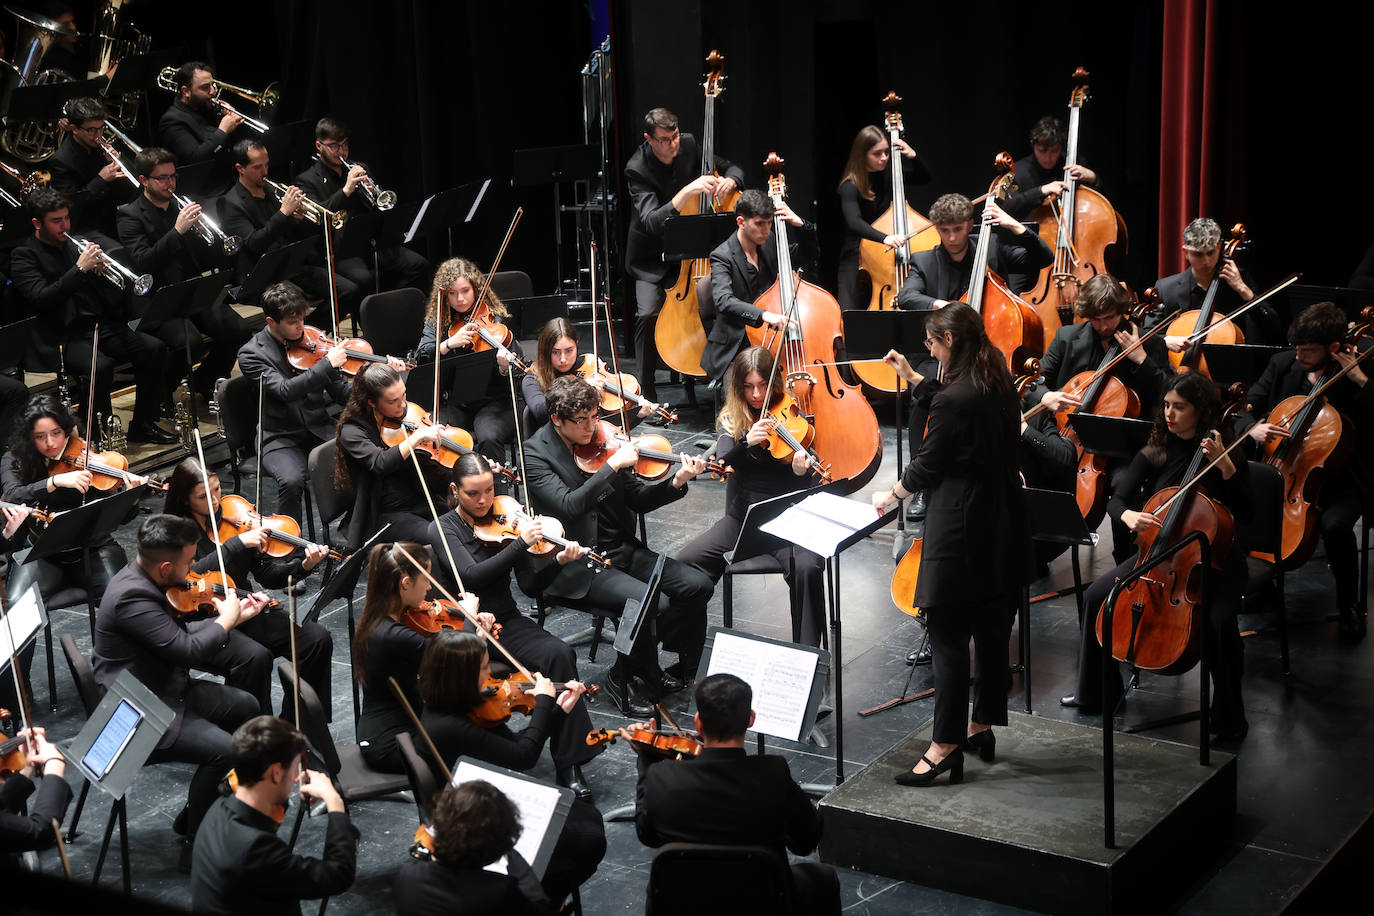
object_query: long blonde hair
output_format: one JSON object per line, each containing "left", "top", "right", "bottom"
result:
{"left": 424, "top": 257, "right": 508, "bottom": 330}
{"left": 719, "top": 347, "right": 783, "bottom": 439}
{"left": 837, "top": 125, "right": 885, "bottom": 201}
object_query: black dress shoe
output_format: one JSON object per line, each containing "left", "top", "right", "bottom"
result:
{"left": 906, "top": 646, "right": 932, "bottom": 666}
{"left": 602, "top": 675, "right": 654, "bottom": 718}
{"left": 556, "top": 766, "right": 594, "bottom": 802}
{"left": 894, "top": 748, "right": 964, "bottom": 786}
{"left": 962, "top": 729, "right": 996, "bottom": 762}
{"left": 128, "top": 422, "right": 179, "bottom": 444}
{"left": 1060, "top": 694, "right": 1101, "bottom": 715}
{"left": 905, "top": 491, "right": 927, "bottom": 521}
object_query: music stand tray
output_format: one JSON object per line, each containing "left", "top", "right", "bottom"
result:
{"left": 445, "top": 350, "right": 500, "bottom": 404}
{"left": 1067, "top": 414, "right": 1153, "bottom": 461}
{"left": 505, "top": 294, "right": 570, "bottom": 339}
{"left": 403, "top": 180, "right": 492, "bottom": 246}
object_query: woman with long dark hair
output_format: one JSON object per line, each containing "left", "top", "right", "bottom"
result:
{"left": 871, "top": 303, "right": 1029, "bottom": 785}
{"left": 1062, "top": 372, "right": 1252, "bottom": 741}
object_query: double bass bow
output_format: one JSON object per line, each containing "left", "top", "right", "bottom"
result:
{"left": 1028, "top": 67, "right": 1129, "bottom": 335}
{"left": 656, "top": 50, "right": 740, "bottom": 379}
{"left": 747, "top": 153, "right": 883, "bottom": 491}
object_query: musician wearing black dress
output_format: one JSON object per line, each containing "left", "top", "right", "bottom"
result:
{"left": 1062, "top": 373, "right": 1252, "bottom": 742}
{"left": 624, "top": 107, "right": 744, "bottom": 403}
{"left": 871, "top": 303, "right": 1030, "bottom": 786}
{"left": 1239, "top": 301, "right": 1373, "bottom": 642}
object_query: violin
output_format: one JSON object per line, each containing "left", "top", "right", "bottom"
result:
{"left": 468, "top": 673, "right": 600, "bottom": 729}
{"left": 0, "top": 729, "right": 29, "bottom": 780}
{"left": 286, "top": 325, "right": 412, "bottom": 376}
{"left": 1027, "top": 67, "right": 1130, "bottom": 335}
{"left": 216, "top": 494, "right": 344, "bottom": 561}
{"left": 379, "top": 401, "right": 521, "bottom": 484}
{"left": 585, "top": 726, "right": 703, "bottom": 760}
{"left": 1167, "top": 223, "right": 1249, "bottom": 377}
{"left": 747, "top": 154, "right": 883, "bottom": 490}
{"left": 47, "top": 435, "right": 167, "bottom": 491}
{"left": 471, "top": 495, "right": 612, "bottom": 570}
{"left": 657, "top": 50, "right": 739, "bottom": 379}
{"left": 0, "top": 500, "right": 53, "bottom": 525}
{"left": 759, "top": 393, "right": 831, "bottom": 482}
{"left": 165, "top": 569, "right": 280, "bottom": 615}
{"left": 399, "top": 598, "right": 503, "bottom": 639}
{"left": 572, "top": 419, "right": 732, "bottom": 481}
{"left": 447, "top": 305, "right": 529, "bottom": 373}
{"left": 576, "top": 354, "right": 678, "bottom": 424}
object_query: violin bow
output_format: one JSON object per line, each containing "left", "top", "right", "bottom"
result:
{"left": 1177, "top": 273, "right": 1301, "bottom": 346}
{"left": 391, "top": 543, "right": 534, "bottom": 681}
{"left": 53, "top": 819, "right": 73, "bottom": 880}
{"left": 387, "top": 675, "right": 452, "bottom": 783}
{"left": 472, "top": 208, "right": 523, "bottom": 322}
{"left": 589, "top": 241, "right": 601, "bottom": 387}
{"left": 192, "top": 430, "right": 231, "bottom": 602}
{"left": 254, "top": 377, "right": 264, "bottom": 511}
{"left": 1, "top": 573, "right": 36, "bottom": 760}
{"left": 82, "top": 324, "right": 99, "bottom": 505}
{"left": 433, "top": 273, "right": 443, "bottom": 425}
{"left": 600, "top": 296, "right": 633, "bottom": 433}
{"left": 505, "top": 343, "right": 535, "bottom": 517}
{"left": 405, "top": 445, "right": 472, "bottom": 598}
{"left": 285, "top": 575, "right": 317, "bottom": 811}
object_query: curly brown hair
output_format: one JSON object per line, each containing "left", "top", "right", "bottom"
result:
{"left": 431, "top": 780, "right": 522, "bottom": 867}
{"left": 423, "top": 257, "right": 508, "bottom": 334}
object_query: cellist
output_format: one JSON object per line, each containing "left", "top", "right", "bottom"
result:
{"left": 1238, "top": 301, "right": 1373, "bottom": 642}
{"left": 1151, "top": 218, "right": 1282, "bottom": 347}
{"left": 625, "top": 107, "right": 744, "bottom": 403}
{"left": 1062, "top": 373, "right": 1252, "bottom": 742}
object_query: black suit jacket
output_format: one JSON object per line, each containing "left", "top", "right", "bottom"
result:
{"left": 8, "top": 235, "right": 114, "bottom": 334}
{"left": 220, "top": 180, "right": 307, "bottom": 280}
{"left": 895, "top": 230, "right": 1054, "bottom": 310}
{"left": 115, "top": 193, "right": 216, "bottom": 287}
{"left": 0, "top": 773, "right": 73, "bottom": 862}
{"left": 522, "top": 420, "right": 688, "bottom": 597}
{"left": 47, "top": 135, "right": 132, "bottom": 236}
{"left": 635, "top": 746, "right": 822, "bottom": 861}
{"left": 898, "top": 376, "right": 1031, "bottom": 608}
{"left": 158, "top": 99, "right": 236, "bottom": 176}
{"left": 93, "top": 562, "right": 233, "bottom": 747}
{"left": 393, "top": 851, "right": 553, "bottom": 916}
{"left": 1035, "top": 318, "right": 1173, "bottom": 411}
{"left": 1149, "top": 266, "right": 1281, "bottom": 345}
{"left": 237, "top": 326, "right": 351, "bottom": 454}
{"left": 190, "top": 796, "right": 358, "bottom": 916}
{"left": 624, "top": 134, "right": 745, "bottom": 284}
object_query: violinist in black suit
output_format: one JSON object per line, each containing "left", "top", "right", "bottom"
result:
{"left": 236, "top": 282, "right": 353, "bottom": 524}
{"left": 631, "top": 673, "right": 840, "bottom": 916}
{"left": 625, "top": 107, "right": 744, "bottom": 402}
{"left": 702, "top": 189, "right": 815, "bottom": 384}
{"left": 872, "top": 303, "right": 1030, "bottom": 786}
{"left": 523, "top": 376, "right": 713, "bottom": 716}
{"left": 1238, "top": 301, "right": 1374, "bottom": 643}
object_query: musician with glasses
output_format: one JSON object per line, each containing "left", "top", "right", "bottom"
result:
{"left": 9, "top": 188, "right": 176, "bottom": 443}
{"left": 117, "top": 146, "right": 253, "bottom": 397}
{"left": 158, "top": 60, "right": 246, "bottom": 190}
{"left": 295, "top": 117, "right": 432, "bottom": 293}
{"left": 47, "top": 96, "right": 134, "bottom": 237}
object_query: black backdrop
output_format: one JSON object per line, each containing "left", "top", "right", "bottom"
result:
{"left": 19, "top": 1, "right": 1370, "bottom": 315}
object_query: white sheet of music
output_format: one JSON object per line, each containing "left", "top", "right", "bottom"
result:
{"left": 451, "top": 760, "right": 562, "bottom": 875}
{"left": 760, "top": 491, "right": 884, "bottom": 557}
{"left": 706, "top": 630, "right": 818, "bottom": 742}
{"left": 0, "top": 586, "right": 43, "bottom": 674}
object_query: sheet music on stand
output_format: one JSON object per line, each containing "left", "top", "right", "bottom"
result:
{"left": 404, "top": 179, "right": 492, "bottom": 244}
{"left": 701, "top": 626, "right": 829, "bottom": 743}
{"left": 451, "top": 758, "right": 573, "bottom": 879}
{"left": 760, "top": 492, "right": 885, "bottom": 557}
{"left": 0, "top": 582, "right": 45, "bottom": 673}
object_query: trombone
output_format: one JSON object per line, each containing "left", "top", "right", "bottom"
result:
{"left": 154, "top": 67, "right": 272, "bottom": 135}
{"left": 214, "top": 76, "right": 281, "bottom": 118}
{"left": 340, "top": 157, "right": 396, "bottom": 210}
{"left": 265, "top": 179, "right": 348, "bottom": 230}
{"left": 65, "top": 232, "right": 153, "bottom": 296}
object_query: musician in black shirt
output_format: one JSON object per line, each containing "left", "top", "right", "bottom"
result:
{"left": 1152, "top": 217, "right": 1281, "bottom": 346}
{"left": 1001, "top": 115, "right": 1099, "bottom": 221}
{"left": 47, "top": 97, "right": 133, "bottom": 237}
{"left": 157, "top": 61, "right": 246, "bottom": 193}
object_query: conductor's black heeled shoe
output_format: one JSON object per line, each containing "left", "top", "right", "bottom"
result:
{"left": 962, "top": 729, "right": 995, "bottom": 762}
{"left": 894, "top": 748, "right": 964, "bottom": 787}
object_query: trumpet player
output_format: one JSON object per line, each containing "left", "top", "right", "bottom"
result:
{"left": 157, "top": 60, "right": 246, "bottom": 193}
{"left": 221, "top": 138, "right": 362, "bottom": 323}
{"left": 47, "top": 97, "right": 136, "bottom": 237}
{"left": 10, "top": 189, "right": 177, "bottom": 444}
{"left": 295, "top": 117, "right": 431, "bottom": 291}
{"left": 117, "top": 147, "right": 253, "bottom": 395}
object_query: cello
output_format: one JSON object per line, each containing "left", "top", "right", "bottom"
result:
{"left": 854, "top": 91, "right": 936, "bottom": 396}
{"left": 1167, "top": 223, "right": 1249, "bottom": 377}
{"left": 747, "top": 153, "right": 883, "bottom": 491}
{"left": 1028, "top": 67, "right": 1129, "bottom": 335}
{"left": 655, "top": 50, "right": 740, "bottom": 379}
{"left": 961, "top": 153, "right": 1045, "bottom": 371}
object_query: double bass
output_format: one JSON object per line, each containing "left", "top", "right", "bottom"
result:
{"left": 854, "top": 91, "right": 936, "bottom": 395}
{"left": 961, "top": 153, "right": 1045, "bottom": 371}
{"left": 655, "top": 50, "right": 740, "bottom": 379}
{"left": 1167, "top": 223, "right": 1249, "bottom": 377}
{"left": 1028, "top": 67, "right": 1129, "bottom": 335}
{"left": 747, "top": 153, "right": 882, "bottom": 490}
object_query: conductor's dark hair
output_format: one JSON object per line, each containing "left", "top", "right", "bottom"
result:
{"left": 230, "top": 716, "right": 307, "bottom": 785}
{"left": 174, "top": 60, "right": 212, "bottom": 93}
{"left": 1029, "top": 115, "right": 1065, "bottom": 148}
{"left": 26, "top": 187, "right": 70, "bottom": 221}
{"left": 232, "top": 138, "right": 267, "bottom": 167}
{"left": 694, "top": 673, "right": 752, "bottom": 741}
{"left": 261, "top": 281, "right": 311, "bottom": 321}
{"left": 1290, "top": 301, "right": 1348, "bottom": 348}
{"left": 545, "top": 376, "right": 599, "bottom": 421}
{"left": 734, "top": 189, "right": 774, "bottom": 222}
{"left": 133, "top": 147, "right": 176, "bottom": 179}
{"left": 137, "top": 514, "right": 202, "bottom": 563}
{"left": 431, "top": 781, "right": 522, "bottom": 868}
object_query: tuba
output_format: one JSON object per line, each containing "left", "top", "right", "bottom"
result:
{"left": 1, "top": 7, "right": 78, "bottom": 163}
{"left": 91, "top": 1, "right": 151, "bottom": 129}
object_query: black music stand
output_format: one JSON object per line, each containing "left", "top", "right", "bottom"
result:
{"left": 402, "top": 180, "right": 492, "bottom": 259}
{"left": 1201, "top": 343, "right": 1284, "bottom": 388}
{"left": 60, "top": 668, "right": 173, "bottom": 894}
{"left": 232, "top": 238, "right": 314, "bottom": 304}
{"left": 1020, "top": 487, "right": 1097, "bottom": 713}
{"left": 444, "top": 350, "right": 499, "bottom": 411}
{"left": 1287, "top": 282, "right": 1369, "bottom": 324}
{"left": 263, "top": 118, "right": 314, "bottom": 177}
{"left": 661, "top": 212, "right": 737, "bottom": 263}
{"left": 1068, "top": 413, "right": 1153, "bottom": 461}
{"left": 133, "top": 272, "right": 231, "bottom": 422}
{"left": 1, "top": 76, "right": 108, "bottom": 124}
{"left": 505, "top": 294, "right": 570, "bottom": 340}
{"left": 0, "top": 317, "right": 35, "bottom": 371}
{"left": 172, "top": 159, "right": 219, "bottom": 199}
{"left": 512, "top": 144, "right": 601, "bottom": 294}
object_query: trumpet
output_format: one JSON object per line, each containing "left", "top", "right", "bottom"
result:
{"left": 65, "top": 232, "right": 153, "bottom": 296}
{"left": 174, "top": 193, "right": 241, "bottom": 255}
{"left": 264, "top": 179, "right": 348, "bottom": 230}
{"left": 340, "top": 157, "right": 396, "bottom": 210}
{"left": 0, "top": 159, "right": 51, "bottom": 197}
{"left": 154, "top": 67, "right": 272, "bottom": 135}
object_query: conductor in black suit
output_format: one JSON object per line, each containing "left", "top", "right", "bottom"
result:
{"left": 523, "top": 376, "right": 714, "bottom": 715}
{"left": 701, "top": 189, "right": 816, "bottom": 384}
{"left": 625, "top": 107, "right": 744, "bottom": 403}
{"left": 93, "top": 515, "right": 263, "bottom": 860}
{"left": 631, "top": 673, "right": 840, "bottom": 916}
